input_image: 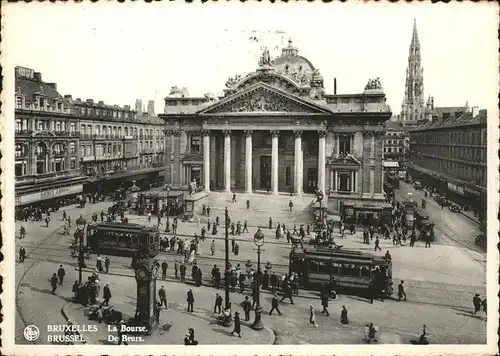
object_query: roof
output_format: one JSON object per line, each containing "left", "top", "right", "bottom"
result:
{"left": 413, "top": 109, "right": 487, "bottom": 131}
{"left": 16, "top": 76, "right": 64, "bottom": 104}
{"left": 384, "top": 120, "right": 404, "bottom": 130}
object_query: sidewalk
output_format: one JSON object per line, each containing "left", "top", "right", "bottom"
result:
{"left": 460, "top": 209, "right": 480, "bottom": 224}
{"left": 62, "top": 282, "right": 276, "bottom": 345}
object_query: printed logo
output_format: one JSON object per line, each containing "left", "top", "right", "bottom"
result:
{"left": 23, "top": 325, "right": 40, "bottom": 342}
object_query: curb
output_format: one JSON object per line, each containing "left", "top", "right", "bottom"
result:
{"left": 459, "top": 211, "right": 480, "bottom": 224}
{"left": 61, "top": 303, "right": 88, "bottom": 344}
{"left": 264, "top": 325, "right": 277, "bottom": 345}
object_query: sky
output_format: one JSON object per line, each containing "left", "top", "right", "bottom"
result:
{"left": 3, "top": 2, "right": 498, "bottom": 115}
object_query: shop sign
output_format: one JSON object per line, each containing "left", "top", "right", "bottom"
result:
{"left": 15, "top": 184, "right": 83, "bottom": 206}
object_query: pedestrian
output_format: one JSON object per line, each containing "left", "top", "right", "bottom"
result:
{"left": 231, "top": 312, "right": 242, "bottom": 338}
{"left": 289, "top": 200, "right": 293, "bottom": 212}
{"left": 72, "top": 280, "right": 79, "bottom": 300}
{"left": 214, "top": 293, "right": 223, "bottom": 314}
{"left": 246, "top": 199, "right": 250, "bottom": 209}
{"left": 180, "top": 262, "right": 186, "bottom": 282}
{"left": 425, "top": 231, "right": 431, "bottom": 248}
{"left": 117, "top": 321, "right": 128, "bottom": 345}
{"left": 398, "top": 281, "right": 407, "bottom": 301}
{"left": 270, "top": 272, "right": 278, "bottom": 293}
{"left": 57, "top": 265, "right": 66, "bottom": 285}
{"left": 341, "top": 305, "right": 349, "bottom": 326}
{"left": 210, "top": 240, "right": 216, "bottom": 256}
{"left": 269, "top": 217, "right": 273, "bottom": 230}
{"left": 243, "top": 220, "right": 249, "bottom": 233}
{"left": 320, "top": 287, "right": 329, "bottom": 316}
{"left": 187, "top": 289, "right": 194, "bottom": 312}
{"left": 374, "top": 237, "right": 381, "bottom": 251}
{"left": 104, "top": 257, "right": 110, "bottom": 273}
{"left": 161, "top": 261, "right": 168, "bottom": 280}
{"left": 309, "top": 305, "right": 318, "bottom": 328}
{"left": 50, "top": 273, "right": 58, "bottom": 294}
{"left": 103, "top": 284, "right": 112, "bottom": 306}
{"left": 481, "top": 298, "right": 487, "bottom": 314}
{"left": 174, "top": 260, "right": 179, "bottom": 279}
{"left": 473, "top": 293, "right": 482, "bottom": 314}
{"left": 96, "top": 254, "right": 103, "bottom": 272}
{"left": 232, "top": 193, "right": 237, "bottom": 203}
{"left": 238, "top": 272, "right": 246, "bottom": 293}
{"left": 19, "top": 246, "right": 26, "bottom": 262}
{"left": 241, "top": 296, "right": 252, "bottom": 321}
{"left": 367, "top": 323, "right": 378, "bottom": 343}
{"left": 45, "top": 216, "right": 50, "bottom": 227}
{"left": 154, "top": 302, "right": 161, "bottom": 324}
{"left": 269, "top": 294, "right": 282, "bottom": 315}
{"left": 20, "top": 225, "right": 26, "bottom": 239}
{"left": 159, "top": 286, "right": 168, "bottom": 308}
{"left": 234, "top": 242, "right": 239, "bottom": 256}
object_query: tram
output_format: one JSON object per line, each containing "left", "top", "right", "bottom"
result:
{"left": 86, "top": 222, "right": 160, "bottom": 257}
{"left": 289, "top": 247, "right": 393, "bottom": 296}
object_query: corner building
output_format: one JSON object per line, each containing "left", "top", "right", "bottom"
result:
{"left": 160, "top": 41, "right": 392, "bottom": 221}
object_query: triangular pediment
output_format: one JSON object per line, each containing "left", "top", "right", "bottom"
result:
{"left": 198, "top": 82, "right": 330, "bottom": 115}
{"left": 327, "top": 153, "right": 362, "bottom": 166}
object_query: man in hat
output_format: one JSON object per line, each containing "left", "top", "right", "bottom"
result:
{"left": 214, "top": 293, "right": 223, "bottom": 314}
{"left": 57, "top": 265, "right": 66, "bottom": 285}
{"left": 240, "top": 296, "right": 252, "bottom": 321}
{"left": 269, "top": 294, "right": 282, "bottom": 316}
{"left": 103, "top": 283, "right": 112, "bottom": 306}
{"left": 231, "top": 311, "right": 242, "bottom": 338}
{"left": 187, "top": 289, "right": 194, "bottom": 312}
{"left": 159, "top": 286, "right": 168, "bottom": 308}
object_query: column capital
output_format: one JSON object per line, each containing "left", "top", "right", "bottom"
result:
{"left": 202, "top": 129, "right": 211, "bottom": 137}
{"left": 318, "top": 130, "right": 327, "bottom": 138}
{"left": 362, "top": 131, "right": 374, "bottom": 139}
{"left": 293, "top": 130, "right": 303, "bottom": 138}
{"left": 244, "top": 130, "right": 254, "bottom": 137}
{"left": 270, "top": 130, "right": 280, "bottom": 137}
{"left": 223, "top": 129, "right": 231, "bottom": 137}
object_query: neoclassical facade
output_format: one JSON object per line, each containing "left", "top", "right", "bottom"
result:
{"left": 160, "top": 41, "right": 392, "bottom": 214}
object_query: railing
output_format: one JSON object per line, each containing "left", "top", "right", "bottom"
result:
{"left": 15, "top": 130, "right": 33, "bottom": 137}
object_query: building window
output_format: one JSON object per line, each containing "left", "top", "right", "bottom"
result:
{"left": 16, "top": 119, "right": 22, "bottom": 132}
{"left": 70, "top": 142, "right": 76, "bottom": 155}
{"left": 39, "top": 97, "right": 45, "bottom": 108}
{"left": 16, "top": 97, "right": 23, "bottom": 108}
{"left": 55, "top": 121, "right": 61, "bottom": 132}
{"left": 190, "top": 135, "right": 201, "bottom": 153}
{"left": 15, "top": 143, "right": 25, "bottom": 158}
{"left": 339, "top": 135, "right": 351, "bottom": 154}
{"left": 338, "top": 172, "right": 352, "bottom": 192}
{"left": 70, "top": 122, "right": 76, "bottom": 133}
{"left": 70, "top": 160, "right": 76, "bottom": 170}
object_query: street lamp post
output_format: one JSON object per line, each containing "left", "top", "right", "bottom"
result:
{"left": 252, "top": 227, "right": 265, "bottom": 331}
{"left": 223, "top": 206, "right": 231, "bottom": 327}
{"left": 75, "top": 216, "right": 87, "bottom": 284}
{"left": 165, "top": 185, "right": 171, "bottom": 232}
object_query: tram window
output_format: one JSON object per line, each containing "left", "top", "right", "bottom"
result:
{"left": 332, "top": 263, "right": 340, "bottom": 275}
{"left": 360, "top": 266, "right": 371, "bottom": 277}
{"left": 342, "top": 264, "right": 361, "bottom": 277}
{"left": 309, "top": 260, "right": 320, "bottom": 273}
{"left": 318, "top": 262, "right": 330, "bottom": 274}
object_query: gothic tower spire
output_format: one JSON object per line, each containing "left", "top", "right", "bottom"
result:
{"left": 401, "top": 19, "right": 426, "bottom": 127}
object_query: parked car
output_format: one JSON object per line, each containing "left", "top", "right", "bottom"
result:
{"left": 449, "top": 204, "right": 461, "bottom": 212}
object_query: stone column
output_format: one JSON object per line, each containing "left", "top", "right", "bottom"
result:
{"left": 294, "top": 130, "right": 303, "bottom": 195}
{"left": 245, "top": 130, "right": 253, "bottom": 194}
{"left": 334, "top": 170, "right": 338, "bottom": 192}
{"left": 202, "top": 130, "right": 210, "bottom": 192}
{"left": 271, "top": 130, "right": 279, "bottom": 195}
{"left": 224, "top": 130, "right": 231, "bottom": 192}
{"left": 318, "top": 130, "right": 327, "bottom": 194}
{"left": 351, "top": 171, "right": 355, "bottom": 192}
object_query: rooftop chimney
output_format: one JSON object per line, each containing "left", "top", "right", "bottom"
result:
{"left": 147, "top": 100, "right": 155, "bottom": 116}
{"left": 34, "top": 72, "right": 42, "bottom": 82}
{"left": 64, "top": 94, "right": 72, "bottom": 100}
{"left": 98, "top": 100, "right": 104, "bottom": 105}
{"left": 334, "top": 78, "right": 337, "bottom": 95}
{"left": 472, "top": 106, "right": 480, "bottom": 117}
{"left": 135, "top": 99, "right": 142, "bottom": 115}
{"left": 124, "top": 105, "right": 130, "bottom": 111}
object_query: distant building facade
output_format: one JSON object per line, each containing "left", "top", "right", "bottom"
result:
{"left": 383, "top": 119, "right": 406, "bottom": 164}
{"left": 14, "top": 66, "right": 165, "bottom": 209}
{"left": 14, "top": 66, "right": 85, "bottom": 208}
{"left": 408, "top": 108, "right": 487, "bottom": 218}
{"left": 160, "top": 41, "right": 393, "bottom": 223}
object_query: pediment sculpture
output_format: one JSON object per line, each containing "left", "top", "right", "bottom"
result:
{"left": 169, "top": 86, "right": 189, "bottom": 98}
{"left": 225, "top": 74, "right": 242, "bottom": 88}
{"left": 365, "top": 77, "right": 382, "bottom": 90}
{"left": 210, "top": 91, "right": 311, "bottom": 113}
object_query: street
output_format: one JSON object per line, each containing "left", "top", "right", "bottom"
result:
{"left": 15, "top": 192, "right": 488, "bottom": 344}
